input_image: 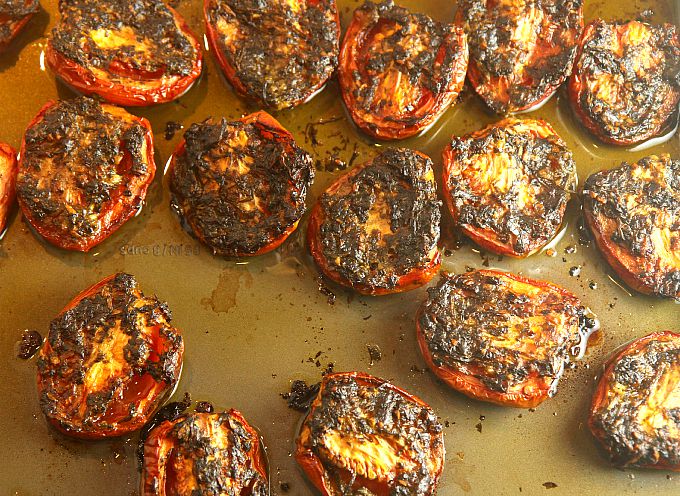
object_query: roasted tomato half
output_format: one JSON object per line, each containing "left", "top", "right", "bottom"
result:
{"left": 583, "top": 154, "right": 680, "bottom": 299}
{"left": 0, "top": 143, "right": 17, "bottom": 235}
{"left": 0, "top": 0, "right": 39, "bottom": 51}
{"left": 141, "top": 409, "right": 268, "bottom": 495}
{"left": 16, "top": 97, "right": 156, "bottom": 252}
{"left": 455, "top": 0, "right": 583, "bottom": 114}
{"left": 307, "top": 148, "right": 441, "bottom": 295}
{"left": 442, "top": 118, "right": 577, "bottom": 257}
{"left": 204, "top": 0, "right": 340, "bottom": 110}
{"left": 295, "top": 371, "right": 445, "bottom": 495}
{"left": 46, "top": 0, "right": 202, "bottom": 106}
{"left": 36, "top": 273, "right": 184, "bottom": 439}
{"left": 569, "top": 19, "right": 680, "bottom": 146}
{"left": 417, "top": 270, "right": 596, "bottom": 408}
{"left": 169, "top": 111, "right": 314, "bottom": 257}
{"left": 338, "top": 0, "right": 468, "bottom": 140}
{"left": 589, "top": 331, "right": 680, "bottom": 470}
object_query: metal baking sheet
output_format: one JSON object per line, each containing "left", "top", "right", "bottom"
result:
{"left": 0, "top": 0, "right": 679, "bottom": 494}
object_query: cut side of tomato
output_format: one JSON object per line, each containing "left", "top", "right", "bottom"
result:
{"left": 16, "top": 97, "right": 156, "bottom": 252}
{"left": 0, "top": 142, "right": 17, "bottom": 236}
{"left": 569, "top": 19, "right": 680, "bottom": 146}
{"left": 455, "top": 0, "right": 583, "bottom": 114}
{"left": 169, "top": 111, "right": 315, "bottom": 257}
{"left": 338, "top": 0, "right": 468, "bottom": 140}
{"left": 141, "top": 409, "right": 268, "bottom": 495}
{"left": 583, "top": 154, "right": 680, "bottom": 300}
{"left": 442, "top": 118, "right": 577, "bottom": 258}
{"left": 0, "top": 0, "right": 38, "bottom": 51}
{"left": 295, "top": 371, "right": 445, "bottom": 496}
{"left": 417, "top": 270, "right": 597, "bottom": 408}
{"left": 204, "top": 0, "right": 340, "bottom": 109}
{"left": 36, "top": 273, "right": 184, "bottom": 439}
{"left": 46, "top": 0, "right": 203, "bottom": 106}
{"left": 589, "top": 331, "right": 680, "bottom": 470}
{"left": 307, "top": 148, "right": 441, "bottom": 295}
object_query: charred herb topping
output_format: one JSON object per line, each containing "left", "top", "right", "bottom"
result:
{"left": 0, "top": 0, "right": 39, "bottom": 45}
{"left": 50, "top": 0, "right": 198, "bottom": 77}
{"left": 457, "top": 0, "right": 583, "bottom": 113}
{"left": 583, "top": 154, "right": 680, "bottom": 298}
{"left": 206, "top": 0, "right": 339, "bottom": 108}
{"left": 590, "top": 332, "right": 680, "bottom": 469}
{"left": 444, "top": 118, "right": 577, "bottom": 256}
{"left": 170, "top": 116, "right": 314, "bottom": 256}
{"left": 17, "top": 97, "right": 151, "bottom": 248}
{"left": 37, "top": 273, "right": 183, "bottom": 436}
{"left": 316, "top": 148, "right": 441, "bottom": 291}
{"left": 572, "top": 19, "right": 680, "bottom": 143}
{"left": 300, "top": 373, "right": 444, "bottom": 495}
{"left": 281, "top": 380, "right": 320, "bottom": 412}
{"left": 418, "top": 270, "right": 591, "bottom": 394}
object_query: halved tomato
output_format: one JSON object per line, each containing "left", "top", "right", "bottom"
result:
{"left": 16, "top": 97, "right": 156, "bottom": 252}
{"left": 455, "top": 0, "right": 583, "bottom": 114}
{"left": 417, "top": 270, "right": 597, "bottom": 408}
{"left": 37, "top": 273, "right": 184, "bottom": 439}
{"left": 0, "top": 143, "right": 17, "bottom": 235}
{"left": 569, "top": 19, "right": 680, "bottom": 146}
{"left": 307, "top": 148, "right": 441, "bottom": 295}
{"left": 46, "top": 0, "right": 202, "bottom": 106}
{"left": 583, "top": 154, "right": 680, "bottom": 299}
{"left": 442, "top": 118, "right": 577, "bottom": 257}
{"left": 0, "top": 0, "right": 39, "bottom": 51}
{"left": 589, "top": 331, "right": 680, "bottom": 470}
{"left": 295, "top": 371, "right": 445, "bottom": 496}
{"left": 169, "top": 111, "right": 315, "bottom": 257}
{"left": 141, "top": 409, "right": 268, "bottom": 495}
{"left": 338, "top": 0, "right": 468, "bottom": 140}
{"left": 204, "top": 0, "right": 340, "bottom": 109}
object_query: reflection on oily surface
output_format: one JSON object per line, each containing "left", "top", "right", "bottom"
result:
{"left": 0, "top": 0, "right": 679, "bottom": 495}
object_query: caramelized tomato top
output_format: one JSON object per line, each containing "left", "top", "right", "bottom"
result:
{"left": 456, "top": 0, "right": 583, "bottom": 114}
{"left": 16, "top": 97, "right": 155, "bottom": 251}
{"left": 443, "top": 118, "right": 576, "bottom": 257}
{"left": 50, "top": 0, "right": 199, "bottom": 80}
{"left": 142, "top": 410, "right": 268, "bottom": 495}
{"left": 0, "top": 0, "right": 39, "bottom": 46}
{"left": 339, "top": 0, "right": 468, "bottom": 140}
{"left": 583, "top": 154, "right": 680, "bottom": 299}
{"left": 589, "top": 332, "right": 680, "bottom": 470}
{"left": 418, "top": 270, "right": 590, "bottom": 402}
{"left": 570, "top": 20, "right": 680, "bottom": 145}
{"left": 311, "top": 148, "right": 441, "bottom": 293}
{"left": 297, "top": 372, "right": 445, "bottom": 496}
{"left": 170, "top": 112, "right": 314, "bottom": 257}
{"left": 37, "top": 273, "right": 184, "bottom": 439}
{"left": 205, "top": 0, "right": 340, "bottom": 109}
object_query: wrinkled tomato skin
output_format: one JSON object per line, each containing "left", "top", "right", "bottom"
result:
{"left": 17, "top": 100, "right": 156, "bottom": 252}
{"left": 338, "top": 1, "right": 468, "bottom": 140}
{"left": 46, "top": 6, "right": 202, "bottom": 107}
{"left": 0, "top": 143, "right": 17, "bottom": 235}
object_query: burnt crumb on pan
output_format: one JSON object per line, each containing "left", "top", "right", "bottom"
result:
{"left": 194, "top": 401, "right": 214, "bottom": 413}
{"left": 457, "top": 0, "right": 582, "bottom": 113}
{"left": 0, "top": 0, "right": 39, "bottom": 46}
{"left": 279, "top": 481, "right": 291, "bottom": 492}
{"left": 583, "top": 154, "right": 680, "bottom": 298}
{"left": 589, "top": 332, "right": 680, "bottom": 470}
{"left": 315, "top": 148, "right": 441, "bottom": 292}
{"left": 543, "top": 482, "right": 558, "bottom": 489}
{"left": 206, "top": 0, "right": 339, "bottom": 108}
{"left": 16, "top": 329, "right": 43, "bottom": 359}
{"left": 51, "top": 0, "right": 198, "bottom": 77}
{"left": 366, "top": 343, "right": 382, "bottom": 365}
{"left": 281, "top": 380, "right": 320, "bottom": 412}
{"left": 164, "top": 120, "right": 184, "bottom": 140}
{"left": 570, "top": 19, "right": 680, "bottom": 144}
{"left": 316, "top": 275, "right": 336, "bottom": 305}
{"left": 170, "top": 116, "right": 314, "bottom": 256}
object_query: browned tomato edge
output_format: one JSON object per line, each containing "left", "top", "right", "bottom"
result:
{"left": 294, "top": 371, "right": 443, "bottom": 496}
{"left": 0, "top": 10, "right": 36, "bottom": 52}
{"left": 588, "top": 330, "right": 680, "bottom": 471}
{"left": 45, "top": 6, "right": 203, "bottom": 106}
{"left": 140, "top": 408, "right": 268, "bottom": 495}
{"left": 0, "top": 142, "right": 18, "bottom": 234}
{"left": 36, "top": 273, "right": 184, "bottom": 439}
{"left": 17, "top": 100, "right": 157, "bottom": 252}
{"left": 338, "top": 8, "right": 468, "bottom": 140}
